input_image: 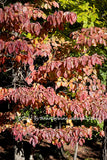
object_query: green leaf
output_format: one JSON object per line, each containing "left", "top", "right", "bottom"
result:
{"left": 83, "top": 22, "right": 88, "bottom": 28}
{"left": 26, "top": 33, "right": 32, "bottom": 39}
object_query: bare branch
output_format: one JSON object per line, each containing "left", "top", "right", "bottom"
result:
{"left": 0, "top": 0, "right": 7, "bottom": 8}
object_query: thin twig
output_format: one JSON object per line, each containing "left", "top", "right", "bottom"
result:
{"left": 5, "top": 66, "right": 14, "bottom": 72}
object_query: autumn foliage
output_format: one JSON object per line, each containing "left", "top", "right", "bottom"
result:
{"left": 0, "top": 0, "right": 107, "bottom": 149}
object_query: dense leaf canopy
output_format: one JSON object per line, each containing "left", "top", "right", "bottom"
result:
{"left": 0, "top": 0, "right": 107, "bottom": 149}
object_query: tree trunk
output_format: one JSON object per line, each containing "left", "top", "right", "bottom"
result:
{"left": 102, "top": 119, "right": 107, "bottom": 160}
{"left": 73, "top": 142, "right": 78, "bottom": 160}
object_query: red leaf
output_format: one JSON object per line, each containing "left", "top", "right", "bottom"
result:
{"left": 26, "top": 78, "right": 33, "bottom": 85}
{"left": 28, "top": 58, "right": 33, "bottom": 65}
{"left": 57, "top": 70, "right": 61, "bottom": 77}
{"left": 53, "top": 1, "right": 59, "bottom": 8}
{"left": 57, "top": 142, "right": 62, "bottom": 148}
{"left": 0, "top": 40, "right": 4, "bottom": 51}
{"left": 48, "top": 97, "right": 54, "bottom": 105}
{"left": 67, "top": 58, "right": 71, "bottom": 70}
{"left": 7, "top": 42, "right": 15, "bottom": 54}
{"left": 33, "top": 136, "right": 38, "bottom": 145}
{"left": 16, "top": 55, "right": 21, "bottom": 63}
{"left": 99, "top": 130, "right": 105, "bottom": 137}
{"left": 30, "top": 65, "right": 34, "bottom": 71}
{"left": 51, "top": 62, "right": 55, "bottom": 71}
{"left": 64, "top": 71, "right": 68, "bottom": 78}
{"left": 0, "top": 8, "right": 4, "bottom": 23}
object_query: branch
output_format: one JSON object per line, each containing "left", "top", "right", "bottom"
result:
{"left": 0, "top": 0, "right": 7, "bottom": 8}
{"left": 73, "top": 142, "right": 78, "bottom": 160}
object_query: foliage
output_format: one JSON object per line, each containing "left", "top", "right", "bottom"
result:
{"left": 0, "top": 0, "right": 107, "bottom": 152}
{"left": 57, "top": 0, "right": 107, "bottom": 28}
